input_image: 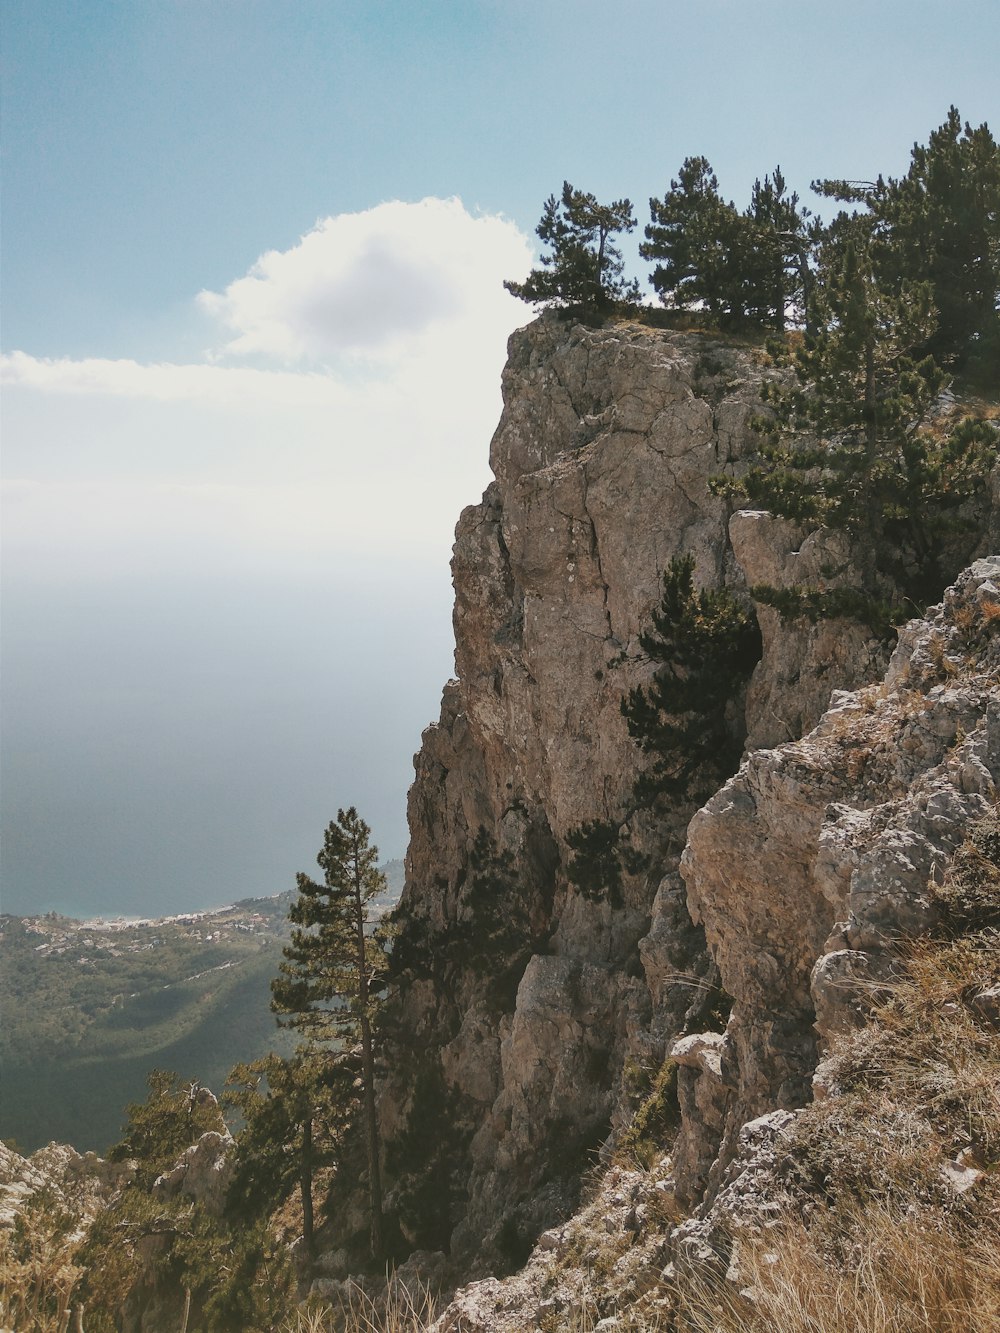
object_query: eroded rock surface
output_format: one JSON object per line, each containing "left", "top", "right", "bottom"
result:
{"left": 360, "top": 315, "right": 996, "bottom": 1289}
{"left": 378, "top": 318, "right": 777, "bottom": 1264}
{"left": 678, "top": 557, "right": 1000, "bottom": 1200}
{"left": 372, "top": 316, "right": 907, "bottom": 1268}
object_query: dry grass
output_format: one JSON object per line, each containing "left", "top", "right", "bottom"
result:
{"left": 678, "top": 1203, "right": 1000, "bottom": 1333}
{"left": 0, "top": 1198, "right": 84, "bottom": 1333}
{"left": 285, "top": 1275, "right": 441, "bottom": 1333}
{"left": 674, "top": 810, "right": 1000, "bottom": 1333}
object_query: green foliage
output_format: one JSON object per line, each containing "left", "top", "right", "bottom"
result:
{"left": 565, "top": 818, "right": 625, "bottom": 908}
{"left": 271, "top": 806, "right": 389, "bottom": 1259}
{"left": 271, "top": 808, "right": 390, "bottom": 1044}
{"left": 384, "top": 1061, "right": 459, "bottom": 1252}
{"left": 642, "top": 157, "right": 812, "bottom": 330}
{"left": 564, "top": 561, "right": 759, "bottom": 905}
{"left": 0, "top": 902, "right": 295, "bottom": 1154}
{"left": 77, "top": 1065, "right": 295, "bottom": 1332}
{"left": 617, "top": 1059, "right": 680, "bottom": 1168}
{"left": 78, "top": 1184, "right": 293, "bottom": 1333}
{"left": 505, "top": 181, "right": 641, "bottom": 312}
{"left": 642, "top": 157, "right": 742, "bottom": 321}
{"left": 741, "top": 165, "right": 816, "bottom": 330}
{"left": 817, "top": 106, "right": 1000, "bottom": 380}
{"left": 461, "top": 828, "right": 537, "bottom": 966}
{"left": 622, "top": 555, "right": 762, "bottom": 805}
{"left": 223, "top": 1049, "right": 356, "bottom": 1231}
{"left": 107, "top": 1068, "right": 225, "bottom": 1187}
{"left": 724, "top": 218, "right": 997, "bottom": 609}
{"left": 171, "top": 1213, "right": 293, "bottom": 1333}
{"left": 749, "top": 584, "right": 909, "bottom": 637}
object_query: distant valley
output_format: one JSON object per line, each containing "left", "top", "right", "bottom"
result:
{"left": 0, "top": 860, "right": 403, "bottom": 1154}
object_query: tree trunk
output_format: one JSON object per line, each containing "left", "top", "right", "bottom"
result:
{"left": 352, "top": 836, "right": 385, "bottom": 1258}
{"left": 300, "top": 1114, "right": 315, "bottom": 1264}
{"left": 359, "top": 1011, "right": 385, "bottom": 1258}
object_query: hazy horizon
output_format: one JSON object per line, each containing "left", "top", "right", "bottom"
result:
{"left": 3, "top": 0, "right": 996, "bottom": 921}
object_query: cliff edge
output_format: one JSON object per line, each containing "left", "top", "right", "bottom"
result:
{"left": 350, "top": 314, "right": 926, "bottom": 1271}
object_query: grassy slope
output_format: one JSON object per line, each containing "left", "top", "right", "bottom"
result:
{"left": 1, "top": 872, "right": 403, "bottom": 1155}
{"left": 1, "top": 942, "right": 296, "bottom": 1153}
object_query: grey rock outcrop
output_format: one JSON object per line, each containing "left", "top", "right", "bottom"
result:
{"left": 356, "top": 314, "right": 996, "bottom": 1288}
{"left": 153, "top": 1127, "right": 234, "bottom": 1214}
{"left": 425, "top": 562, "right": 998, "bottom": 1330}
{"left": 0, "top": 1140, "right": 127, "bottom": 1234}
{"left": 676, "top": 557, "right": 1000, "bottom": 1202}
{"left": 372, "top": 315, "right": 904, "bottom": 1267}
{"left": 378, "top": 318, "right": 775, "bottom": 1264}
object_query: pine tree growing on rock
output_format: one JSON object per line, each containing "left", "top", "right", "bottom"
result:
{"left": 724, "top": 216, "right": 997, "bottom": 612}
{"left": 271, "top": 807, "right": 390, "bottom": 1260}
{"left": 622, "top": 554, "right": 762, "bottom": 805}
{"left": 505, "top": 181, "right": 641, "bottom": 312}
{"left": 815, "top": 106, "right": 1000, "bottom": 380}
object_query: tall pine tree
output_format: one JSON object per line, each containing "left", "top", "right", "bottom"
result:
{"left": 271, "top": 807, "right": 390, "bottom": 1260}
{"left": 224, "top": 1050, "right": 356, "bottom": 1264}
{"left": 642, "top": 157, "right": 743, "bottom": 323}
{"left": 505, "top": 181, "right": 640, "bottom": 312}
{"left": 725, "top": 215, "right": 997, "bottom": 610}
{"left": 815, "top": 107, "right": 1000, "bottom": 379}
{"left": 622, "top": 555, "right": 761, "bottom": 805}
{"left": 642, "top": 158, "right": 813, "bottom": 330}
{"left": 740, "top": 166, "right": 815, "bottom": 331}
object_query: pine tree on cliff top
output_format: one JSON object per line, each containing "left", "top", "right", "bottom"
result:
{"left": 505, "top": 180, "right": 641, "bottom": 312}
{"left": 271, "top": 806, "right": 390, "bottom": 1259}
{"left": 815, "top": 106, "right": 1000, "bottom": 380}
{"left": 721, "top": 213, "right": 997, "bottom": 614}
{"left": 641, "top": 156, "right": 813, "bottom": 330}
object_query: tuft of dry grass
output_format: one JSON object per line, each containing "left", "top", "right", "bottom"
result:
{"left": 677, "top": 1202, "right": 1000, "bottom": 1333}
{"left": 285, "top": 1275, "right": 440, "bottom": 1333}
{"left": 0, "top": 1189, "right": 86, "bottom": 1333}
{"left": 674, "top": 809, "right": 1000, "bottom": 1333}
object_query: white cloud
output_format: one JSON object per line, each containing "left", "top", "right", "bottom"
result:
{"left": 2, "top": 198, "right": 536, "bottom": 579}
{"left": 0, "top": 351, "right": 347, "bottom": 406}
{"left": 197, "top": 196, "right": 532, "bottom": 365}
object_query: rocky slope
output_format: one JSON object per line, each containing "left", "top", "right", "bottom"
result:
{"left": 424, "top": 554, "right": 999, "bottom": 1329}
{"left": 345, "top": 313, "right": 944, "bottom": 1273}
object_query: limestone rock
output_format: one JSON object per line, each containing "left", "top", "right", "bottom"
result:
{"left": 378, "top": 318, "right": 777, "bottom": 1263}
{"left": 0, "top": 1140, "right": 126, "bottom": 1234}
{"left": 153, "top": 1128, "right": 234, "bottom": 1215}
{"left": 361, "top": 312, "right": 998, "bottom": 1280}
{"left": 678, "top": 557, "right": 1000, "bottom": 1198}
{"left": 730, "top": 510, "right": 889, "bottom": 750}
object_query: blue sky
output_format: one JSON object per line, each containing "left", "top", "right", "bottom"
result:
{"left": 2, "top": 0, "right": 998, "bottom": 916}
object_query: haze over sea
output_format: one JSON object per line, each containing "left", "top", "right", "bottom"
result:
{"left": 3, "top": 0, "right": 996, "bottom": 922}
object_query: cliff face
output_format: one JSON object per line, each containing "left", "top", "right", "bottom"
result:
{"left": 674, "top": 556, "right": 1000, "bottom": 1209}
{"left": 371, "top": 316, "right": 897, "bottom": 1267}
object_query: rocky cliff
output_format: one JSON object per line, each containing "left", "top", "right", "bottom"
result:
{"left": 424, "top": 555, "right": 1000, "bottom": 1331}
{"left": 357, "top": 313, "right": 961, "bottom": 1273}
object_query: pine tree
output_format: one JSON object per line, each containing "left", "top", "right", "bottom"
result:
{"left": 642, "top": 157, "right": 814, "bottom": 330}
{"left": 107, "top": 1069, "right": 226, "bottom": 1188}
{"left": 224, "top": 1050, "right": 356, "bottom": 1263}
{"left": 725, "top": 216, "right": 997, "bottom": 610}
{"left": 505, "top": 181, "right": 641, "bottom": 312}
{"left": 740, "top": 166, "right": 814, "bottom": 331}
{"left": 621, "top": 555, "right": 761, "bottom": 805}
{"left": 270, "top": 807, "right": 390, "bottom": 1260}
{"left": 815, "top": 108, "right": 1000, "bottom": 379}
{"left": 642, "top": 157, "right": 744, "bottom": 323}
